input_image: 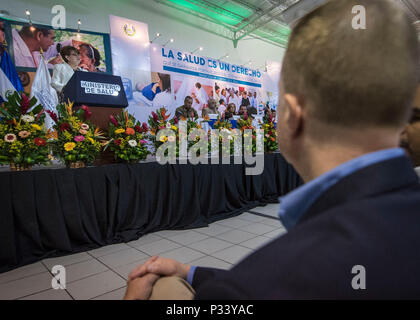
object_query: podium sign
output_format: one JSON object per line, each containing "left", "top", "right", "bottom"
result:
{"left": 63, "top": 72, "right": 128, "bottom": 108}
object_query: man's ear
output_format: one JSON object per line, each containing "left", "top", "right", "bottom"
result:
{"left": 284, "top": 93, "right": 304, "bottom": 138}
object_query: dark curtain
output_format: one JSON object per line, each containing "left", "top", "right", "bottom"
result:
{"left": 0, "top": 153, "right": 302, "bottom": 273}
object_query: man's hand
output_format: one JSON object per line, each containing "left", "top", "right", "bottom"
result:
{"left": 48, "top": 55, "right": 63, "bottom": 65}
{"left": 123, "top": 273, "right": 160, "bottom": 300}
{"left": 128, "top": 256, "right": 191, "bottom": 281}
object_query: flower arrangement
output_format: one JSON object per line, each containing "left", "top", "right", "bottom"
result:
{"left": 105, "top": 111, "right": 149, "bottom": 162}
{"left": 148, "top": 108, "right": 206, "bottom": 157}
{"left": 48, "top": 101, "right": 104, "bottom": 167}
{"left": 237, "top": 112, "right": 257, "bottom": 155}
{"left": 212, "top": 114, "right": 235, "bottom": 156}
{"left": 0, "top": 91, "right": 50, "bottom": 170}
{"left": 263, "top": 112, "right": 278, "bottom": 152}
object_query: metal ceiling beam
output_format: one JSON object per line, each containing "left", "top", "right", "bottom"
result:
{"left": 234, "top": 1, "right": 286, "bottom": 33}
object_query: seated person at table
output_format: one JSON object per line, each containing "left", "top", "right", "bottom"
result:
{"left": 225, "top": 103, "right": 237, "bottom": 120}
{"left": 237, "top": 104, "right": 248, "bottom": 117}
{"left": 201, "top": 99, "right": 218, "bottom": 118}
{"left": 123, "top": 0, "right": 420, "bottom": 300}
{"left": 175, "top": 96, "right": 198, "bottom": 119}
{"left": 218, "top": 99, "right": 227, "bottom": 115}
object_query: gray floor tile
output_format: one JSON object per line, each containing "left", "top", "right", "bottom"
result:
{"left": 88, "top": 243, "right": 132, "bottom": 258}
{"left": 97, "top": 248, "right": 149, "bottom": 269}
{"left": 263, "top": 229, "right": 288, "bottom": 239}
{"left": 0, "top": 262, "right": 48, "bottom": 285}
{"left": 92, "top": 287, "right": 126, "bottom": 300}
{"left": 211, "top": 246, "right": 253, "bottom": 264}
{"left": 237, "top": 212, "right": 267, "bottom": 223}
{"left": 258, "top": 217, "right": 284, "bottom": 228}
{"left": 236, "top": 222, "right": 277, "bottom": 235}
{"left": 159, "top": 247, "right": 205, "bottom": 264}
{"left": 43, "top": 252, "right": 92, "bottom": 270}
{"left": 19, "top": 289, "right": 73, "bottom": 300}
{"left": 66, "top": 270, "right": 126, "bottom": 300}
{"left": 153, "top": 230, "right": 188, "bottom": 238}
{"left": 187, "top": 237, "right": 234, "bottom": 254}
{"left": 136, "top": 239, "right": 182, "bottom": 256}
{"left": 0, "top": 272, "right": 53, "bottom": 300}
{"left": 194, "top": 223, "right": 233, "bottom": 237}
{"left": 65, "top": 259, "right": 109, "bottom": 283}
{"left": 215, "top": 229, "right": 257, "bottom": 244}
{"left": 126, "top": 234, "right": 163, "bottom": 249}
{"left": 239, "top": 236, "right": 273, "bottom": 250}
{"left": 250, "top": 204, "right": 280, "bottom": 217}
{"left": 112, "top": 258, "right": 150, "bottom": 280}
{"left": 215, "top": 217, "right": 254, "bottom": 229}
{"left": 190, "top": 256, "right": 232, "bottom": 270}
{"left": 165, "top": 230, "right": 209, "bottom": 245}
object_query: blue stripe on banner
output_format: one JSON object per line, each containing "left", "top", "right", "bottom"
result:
{"left": 163, "top": 66, "right": 262, "bottom": 88}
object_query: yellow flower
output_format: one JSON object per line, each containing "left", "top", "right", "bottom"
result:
{"left": 31, "top": 124, "right": 41, "bottom": 131}
{"left": 64, "top": 142, "right": 76, "bottom": 151}
{"left": 88, "top": 137, "right": 95, "bottom": 144}
{"left": 171, "top": 126, "right": 177, "bottom": 131}
{"left": 115, "top": 128, "right": 125, "bottom": 134}
{"left": 159, "top": 136, "right": 167, "bottom": 142}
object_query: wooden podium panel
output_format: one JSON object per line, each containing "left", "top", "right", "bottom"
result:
{"left": 75, "top": 105, "right": 124, "bottom": 166}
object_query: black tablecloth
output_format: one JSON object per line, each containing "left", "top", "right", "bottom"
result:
{"left": 0, "top": 153, "right": 302, "bottom": 273}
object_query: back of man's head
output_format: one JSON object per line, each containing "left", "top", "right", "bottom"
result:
{"left": 282, "top": 0, "right": 419, "bottom": 131}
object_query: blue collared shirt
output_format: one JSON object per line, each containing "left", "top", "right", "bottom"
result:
{"left": 278, "top": 148, "right": 405, "bottom": 230}
{"left": 187, "top": 148, "right": 406, "bottom": 285}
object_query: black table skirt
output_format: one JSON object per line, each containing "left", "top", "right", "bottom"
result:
{"left": 0, "top": 153, "right": 302, "bottom": 273}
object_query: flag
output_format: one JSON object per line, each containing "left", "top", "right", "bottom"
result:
{"left": 0, "top": 68, "right": 16, "bottom": 103}
{"left": 30, "top": 55, "right": 59, "bottom": 129}
{"left": 0, "top": 49, "right": 23, "bottom": 103}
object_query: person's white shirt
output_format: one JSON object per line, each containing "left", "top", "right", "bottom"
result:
{"left": 218, "top": 104, "right": 226, "bottom": 115}
{"left": 12, "top": 29, "right": 71, "bottom": 68}
{"left": 153, "top": 90, "right": 176, "bottom": 115}
{"left": 51, "top": 63, "right": 86, "bottom": 93}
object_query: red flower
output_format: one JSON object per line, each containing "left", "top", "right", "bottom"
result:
{"left": 110, "top": 115, "right": 118, "bottom": 126}
{"left": 59, "top": 123, "right": 71, "bottom": 132}
{"left": 152, "top": 111, "right": 158, "bottom": 122}
{"left": 34, "top": 137, "right": 46, "bottom": 146}
{"left": 21, "top": 93, "right": 30, "bottom": 114}
{"left": 161, "top": 109, "right": 166, "bottom": 117}
{"left": 81, "top": 105, "right": 89, "bottom": 111}
{"left": 36, "top": 108, "right": 45, "bottom": 121}
{"left": 46, "top": 110, "right": 58, "bottom": 123}
{"left": 114, "top": 138, "right": 122, "bottom": 146}
{"left": 134, "top": 125, "right": 142, "bottom": 133}
{"left": 126, "top": 127, "right": 135, "bottom": 135}
{"left": 142, "top": 122, "right": 148, "bottom": 132}
{"left": 84, "top": 110, "right": 92, "bottom": 120}
{"left": 173, "top": 116, "right": 178, "bottom": 124}
{"left": 243, "top": 112, "right": 248, "bottom": 121}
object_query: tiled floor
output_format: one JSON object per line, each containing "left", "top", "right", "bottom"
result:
{"left": 0, "top": 205, "right": 286, "bottom": 300}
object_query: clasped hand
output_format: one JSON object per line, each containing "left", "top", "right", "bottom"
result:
{"left": 123, "top": 256, "right": 191, "bottom": 300}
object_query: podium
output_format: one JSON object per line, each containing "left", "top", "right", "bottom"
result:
{"left": 63, "top": 72, "right": 128, "bottom": 165}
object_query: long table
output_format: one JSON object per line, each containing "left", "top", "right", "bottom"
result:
{"left": 0, "top": 153, "right": 302, "bottom": 273}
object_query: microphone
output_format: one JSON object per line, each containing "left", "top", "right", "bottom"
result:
{"left": 56, "top": 43, "right": 61, "bottom": 55}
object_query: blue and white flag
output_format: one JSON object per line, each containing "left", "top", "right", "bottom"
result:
{"left": 30, "top": 55, "right": 58, "bottom": 129}
{"left": 0, "top": 49, "right": 23, "bottom": 103}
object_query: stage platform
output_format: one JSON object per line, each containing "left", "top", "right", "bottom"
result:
{"left": 0, "top": 153, "right": 302, "bottom": 273}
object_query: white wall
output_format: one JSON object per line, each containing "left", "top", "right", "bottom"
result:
{"left": 2, "top": 0, "right": 285, "bottom": 68}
